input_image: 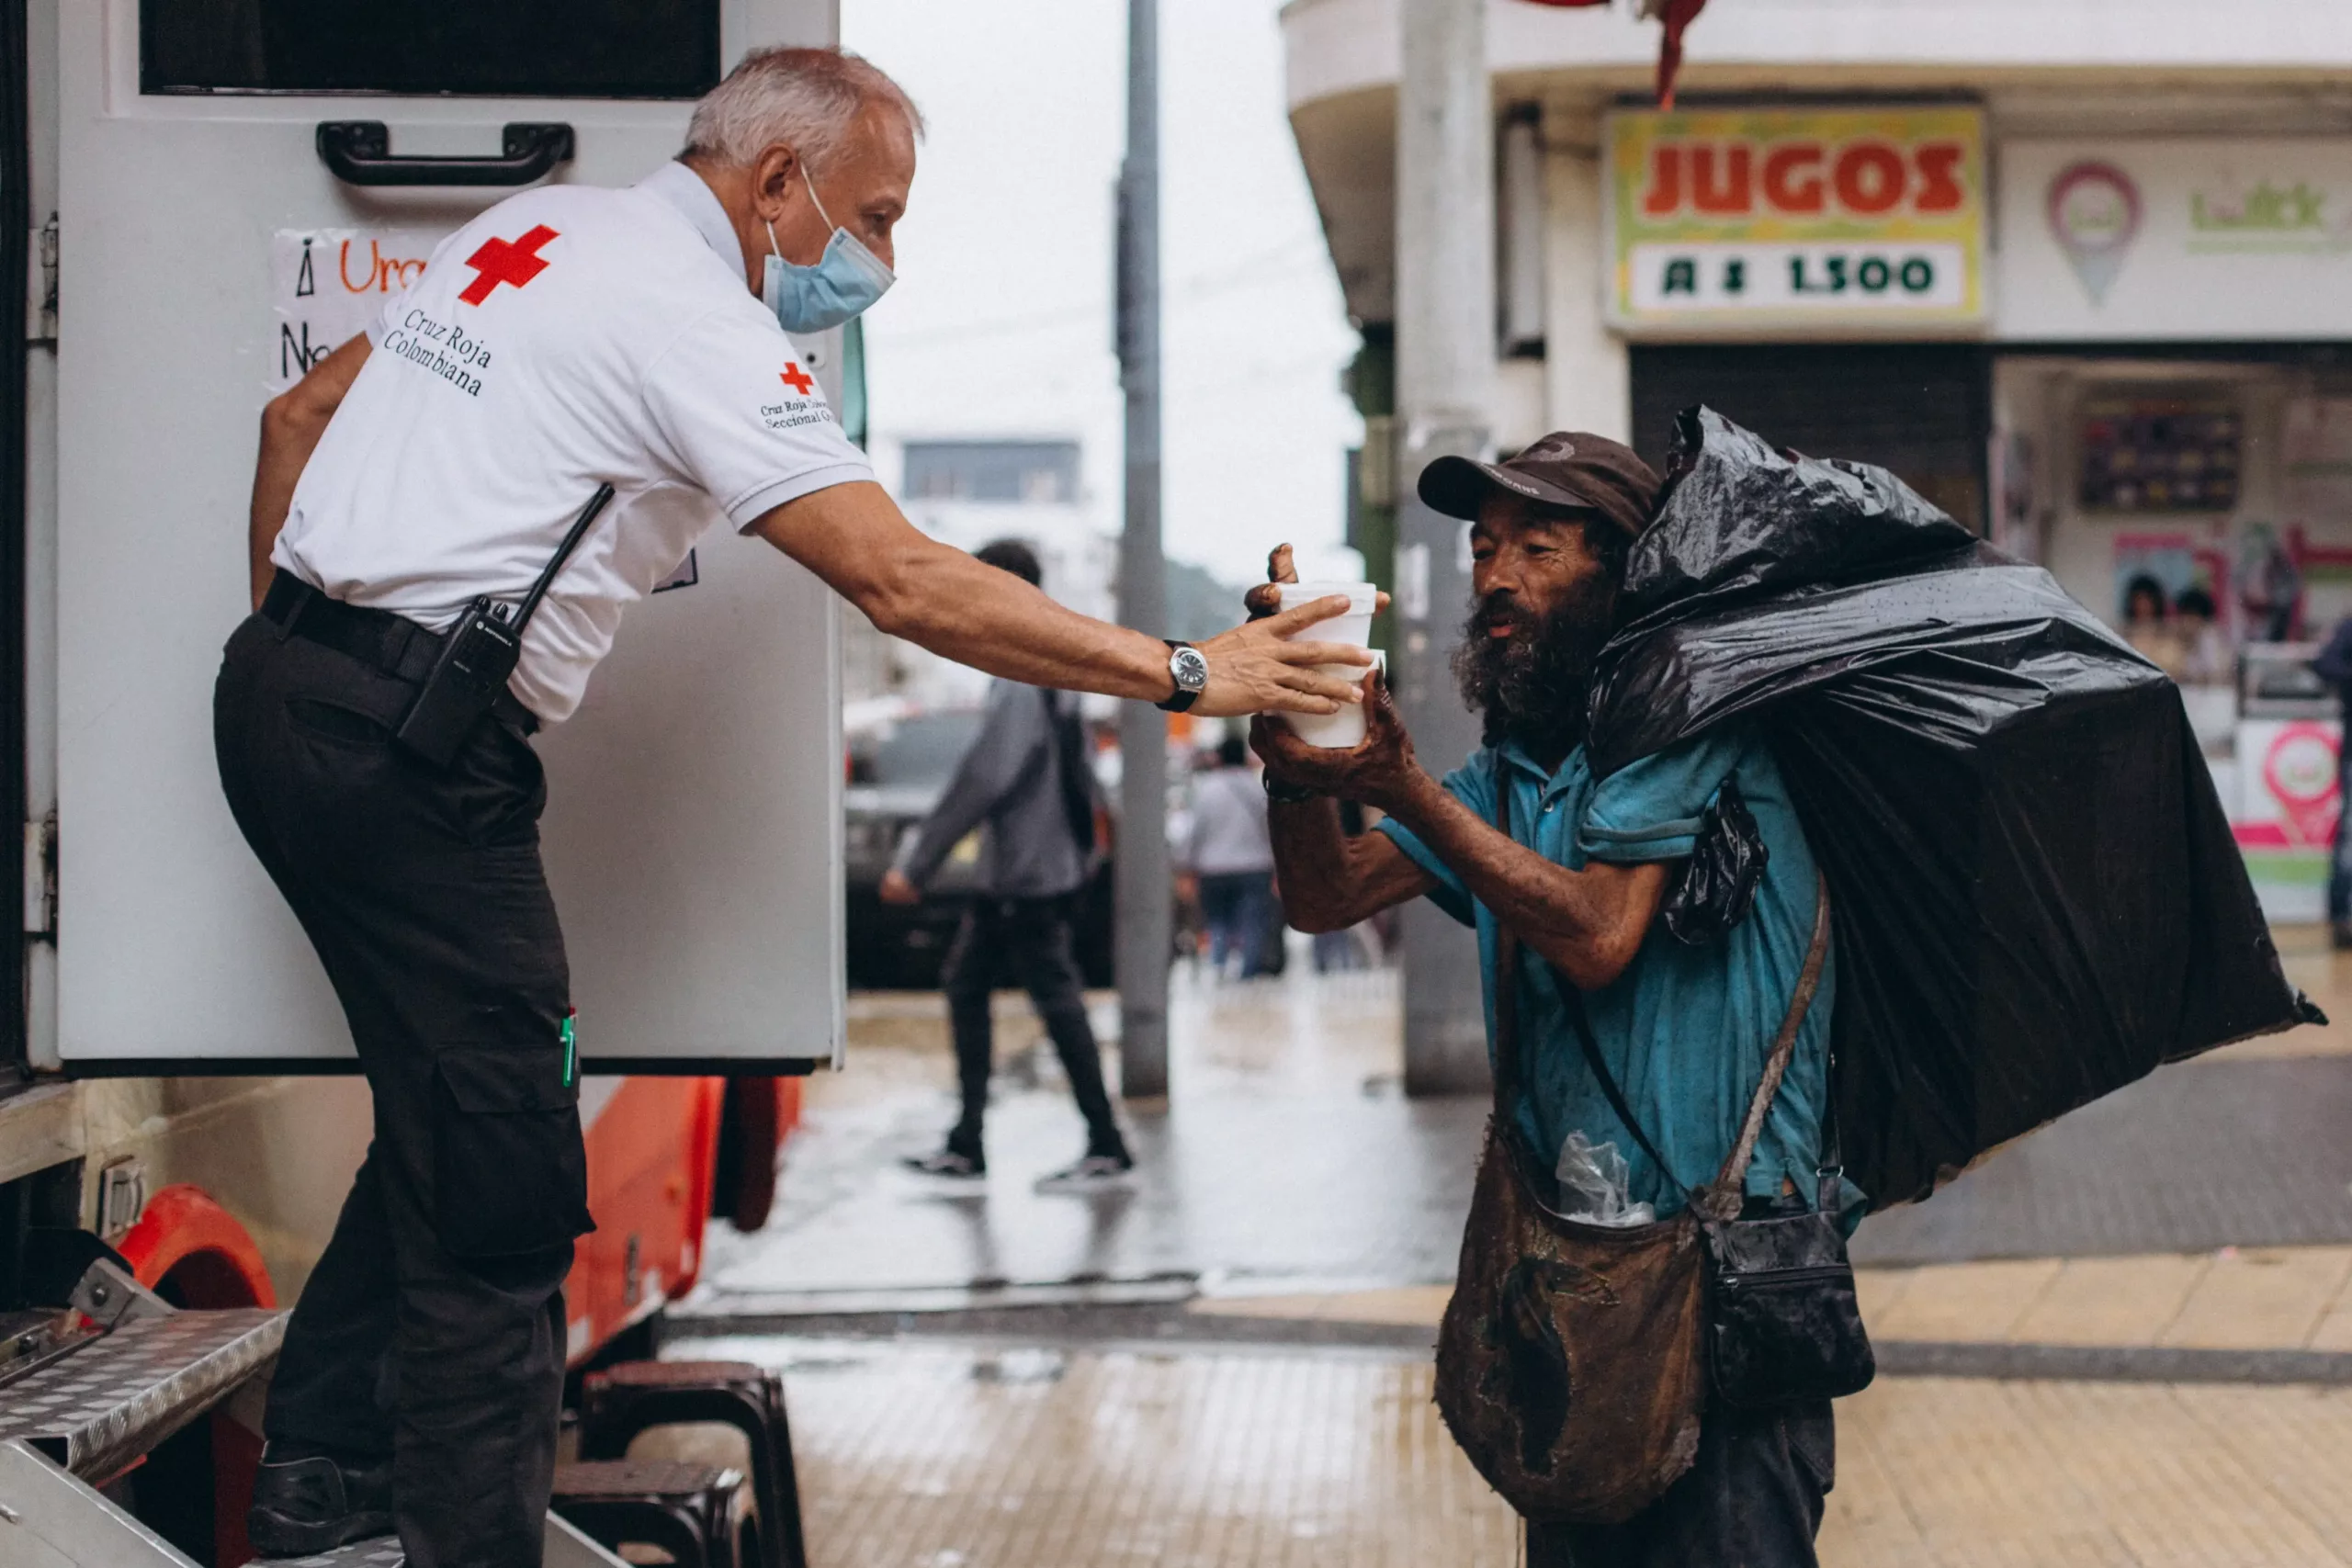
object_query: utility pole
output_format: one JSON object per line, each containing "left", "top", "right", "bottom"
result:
{"left": 1114, "top": 0, "right": 1170, "bottom": 1100}
{"left": 1395, "top": 0, "right": 1496, "bottom": 1094}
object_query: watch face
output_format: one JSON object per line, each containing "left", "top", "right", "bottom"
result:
{"left": 1171, "top": 646, "right": 1210, "bottom": 692}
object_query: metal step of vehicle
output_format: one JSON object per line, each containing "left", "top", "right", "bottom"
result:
{"left": 0, "top": 1255, "right": 622, "bottom": 1568}
{"left": 251, "top": 1514, "right": 632, "bottom": 1567}
{"left": 0, "top": 1305, "right": 283, "bottom": 1482}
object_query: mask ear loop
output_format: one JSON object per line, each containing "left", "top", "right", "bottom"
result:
{"left": 798, "top": 161, "right": 842, "bottom": 234}
{"left": 764, "top": 158, "right": 841, "bottom": 265}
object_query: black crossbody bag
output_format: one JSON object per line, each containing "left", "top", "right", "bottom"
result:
{"left": 1539, "top": 893, "right": 1876, "bottom": 1412}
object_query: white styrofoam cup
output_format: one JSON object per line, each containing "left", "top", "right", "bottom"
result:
{"left": 1274, "top": 581, "right": 1379, "bottom": 748}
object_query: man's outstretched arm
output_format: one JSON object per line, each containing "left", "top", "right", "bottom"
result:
{"left": 752, "top": 482, "right": 1370, "bottom": 719}
{"left": 249, "top": 334, "right": 371, "bottom": 610}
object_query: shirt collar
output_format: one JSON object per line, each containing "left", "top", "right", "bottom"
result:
{"left": 637, "top": 159, "right": 748, "bottom": 279}
{"left": 1495, "top": 739, "right": 1588, "bottom": 798}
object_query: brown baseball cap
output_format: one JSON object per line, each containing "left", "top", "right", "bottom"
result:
{"left": 1417, "top": 431, "right": 1662, "bottom": 539}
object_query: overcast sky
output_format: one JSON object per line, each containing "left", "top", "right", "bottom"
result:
{"left": 840, "top": 0, "right": 1364, "bottom": 587}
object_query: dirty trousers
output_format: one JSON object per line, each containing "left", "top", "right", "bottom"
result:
{"left": 1525, "top": 1399, "right": 1835, "bottom": 1568}
{"left": 943, "top": 897, "right": 1122, "bottom": 1156}
{"left": 214, "top": 612, "right": 593, "bottom": 1568}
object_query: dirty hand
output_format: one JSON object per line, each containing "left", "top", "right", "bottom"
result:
{"left": 1243, "top": 543, "right": 1391, "bottom": 621}
{"left": 1250, "top": 670, "right": 1419, "bottom": 813}
{"left": 877, "top": 867, "right": 922, "bottom": 906}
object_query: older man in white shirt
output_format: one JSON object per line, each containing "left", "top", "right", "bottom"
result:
{"left": 223, "top": 45, "right": 1365, "bottom": 1566}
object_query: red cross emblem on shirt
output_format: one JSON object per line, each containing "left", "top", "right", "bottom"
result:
{"left": 458, "top": 224, "right": 560, "bottom": 306}
{"left": 779, "top": 362, "right": 814, "bottom": 396}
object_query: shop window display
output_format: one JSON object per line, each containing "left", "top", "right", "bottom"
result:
{"left": 2078, "top": 395, "right": 2242, "bottom": 513}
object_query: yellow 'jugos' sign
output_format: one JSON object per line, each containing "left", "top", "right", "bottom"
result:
{"left": 1605, "top": 107, "right": 1988, "bottom": 334}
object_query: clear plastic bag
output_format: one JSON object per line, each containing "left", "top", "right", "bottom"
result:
{"left": 1555, "top": 1131, "right": 1657, "bottom": 1227}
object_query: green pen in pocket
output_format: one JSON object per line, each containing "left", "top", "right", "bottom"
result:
{"left": 560, "top": 1010, "right": 578, "bottom": 1089}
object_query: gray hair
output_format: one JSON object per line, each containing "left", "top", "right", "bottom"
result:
{"left": 683, "top": 47, "right": 923, "bottom": 172}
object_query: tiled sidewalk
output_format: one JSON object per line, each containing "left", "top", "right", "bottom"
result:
{"left": 660, "top": 1330, "right": 2352, "bottom": 1567}
{"left": 1861, "top": 1246, "right": 2352, "bottom": 1352}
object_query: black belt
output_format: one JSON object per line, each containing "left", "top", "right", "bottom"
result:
{"left": 260, "top": 570, "right": 539, "bottom": 735}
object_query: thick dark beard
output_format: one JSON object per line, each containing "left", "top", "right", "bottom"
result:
{"left": 1451, "top": 578, "right": 1618, "bottom": 753}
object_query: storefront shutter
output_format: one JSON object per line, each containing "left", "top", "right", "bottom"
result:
{"left": 1630, "top": 344, "right": 1992, "bottom": 532}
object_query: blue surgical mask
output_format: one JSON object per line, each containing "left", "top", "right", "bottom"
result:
{"left": 763, "top": 165, "right": 894, "bottom": 333}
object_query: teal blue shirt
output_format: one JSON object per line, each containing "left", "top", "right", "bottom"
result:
{"left": 1378, "top": 726, "right": 1841, "bottom": 1217}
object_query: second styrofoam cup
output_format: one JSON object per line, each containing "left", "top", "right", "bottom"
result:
{"left": 1274, "top": 581, "right": 1379, "bottom": 748}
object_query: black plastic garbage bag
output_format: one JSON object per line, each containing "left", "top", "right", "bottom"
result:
{"left": 1589, "top": 407, "right": 2317, "bottom": 1211}
{"left": 1662, "top": 774, "right": 1769, "bottom": 947}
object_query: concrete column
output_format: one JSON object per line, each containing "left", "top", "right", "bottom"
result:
{"left": 1541, "top": 104, "right": 1632, "bottom": 445}
{"left": 1394, "top": 0, "right": 1495, "bottom": 1096}
{"left": 1115, "top": 0, "right": 1170, "bottom": 1100}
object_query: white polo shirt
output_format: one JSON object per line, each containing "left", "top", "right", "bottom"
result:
{"left": 274, "top": 159, "right": 875, "bottom": 723}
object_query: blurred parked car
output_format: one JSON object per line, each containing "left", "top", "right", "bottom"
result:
{"left": 845, "top": 705, "right": 1116, "bottom": 989}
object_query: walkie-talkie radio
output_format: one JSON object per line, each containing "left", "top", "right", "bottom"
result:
{"left": 394, "top": 483, "right": 616, "bottom": 766}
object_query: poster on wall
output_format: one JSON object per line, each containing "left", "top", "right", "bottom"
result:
{"left": 2112, "top": 532, "right": 2233, "bottom": 696}
{"left": 2233, "top": 717, "right": 2340, "bottom": 923}
{"left": 1603, "top": 107, "right": 1987, "bottom": 336}
{"left": 269, "top": 228, "right": 444, "bottom": 394}
{"left": 1998, "top": 140, "right": 2352, "bottom": 340}
{"left": 2112, "top": 533, "right": 2227, "bottom": 625}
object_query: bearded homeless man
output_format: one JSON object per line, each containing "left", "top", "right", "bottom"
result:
{"left": 1252, "top": 432, "right": 1850, "bottom": 1568}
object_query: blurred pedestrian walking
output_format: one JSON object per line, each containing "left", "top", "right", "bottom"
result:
{"left": 1184, "top": 736, "right": 1278, "bottom": 978}
{"left": 2312, "top": 615, "right": 2352, "bottom": 949}
{"left": 884, "top": 541, "right": 1135, "bottom": 1189}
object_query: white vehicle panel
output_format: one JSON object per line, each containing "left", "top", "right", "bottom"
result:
{"left": 52, "top": 0, "right": 846, "bottom": 1072}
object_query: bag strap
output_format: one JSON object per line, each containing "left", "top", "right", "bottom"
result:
{"left": 1706, "top": 872, "right": 1832, "bottom": 1216}
{"left": 1525, "top": 869, "right": 1830, "bottom": 1220}
{"left": 1815, "top": 1047, "right": 1845, "bottom": 1215}
{"left": 1495, "top": 781, "right": 1677, "bottom": 1190}
{"left": 1492, "top": 785, "right": 1526, "bottom": 1108}
{"left": 1555, "top": 975, "right": 1679, "bottom": 1189}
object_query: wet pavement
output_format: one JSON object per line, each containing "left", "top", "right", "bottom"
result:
{"left": 695, "top": 964, "right": 1484, "bottom": 1304}
{"left": 665, "top": 930, "right": 2352, "bottom": 1563}
{"left": 695, "top": 931, "right": 2352, "bottom": 1308}
{"left": 1848, "top": 1053, "right": 2352, "bottom": 1263}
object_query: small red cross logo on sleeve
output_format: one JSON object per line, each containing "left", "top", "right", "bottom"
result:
{"left": 458, "top": 224, "right": 560, "bottom": 306}
{"left": 779, "top": 363, "right": 814, "bottom": 396}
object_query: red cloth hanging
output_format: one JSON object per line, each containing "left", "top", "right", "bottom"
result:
{"left": 1512, "top": 0, "right": 1709, "bottom": 108}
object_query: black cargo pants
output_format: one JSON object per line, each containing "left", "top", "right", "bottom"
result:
{"left": 942, "top": 896, "right": 1123, "bottom": 1158}
{"left": 214, "top": 611, "right": 594, "bottom": 1568}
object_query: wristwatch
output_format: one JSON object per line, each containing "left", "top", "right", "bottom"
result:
{"left": 1157, "top": 639, "right": 1207, "bottom": 713}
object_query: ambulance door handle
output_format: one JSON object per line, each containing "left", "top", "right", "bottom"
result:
{"left": 316, "top": 121, "right": 576, "bottom": 187}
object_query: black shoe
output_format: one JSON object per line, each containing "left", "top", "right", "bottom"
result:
{"left": 1034, "top": 1150, "right": 1136, "bottom": 1192}
{"left": 247, "top": 1444, "right": 394, "bottom": 1557}
{"left": 902, "top": 1145, "right": 986, "bottom": 1179}
{"left": 2333, "top": 921, "right": 2352, "bottom": 952}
